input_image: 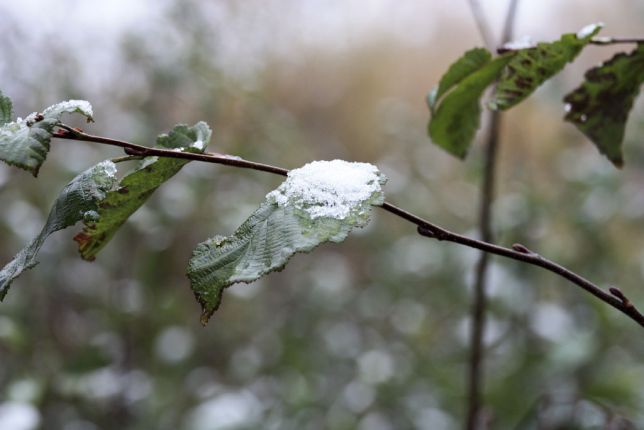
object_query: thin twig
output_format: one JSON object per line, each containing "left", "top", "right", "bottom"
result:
{"left": 54, "top": 126, "right": 288, "bottom": 177}
{"left": 51, "top": 126, "right": 644, "bottom": 329}
{"left": 465, "top": 0, "right": 520, "bottom": 428}
{"left": 590, "top": 37, "right": 644, "bottom": 45}
{"left": 466, "top": 0, "right": 495, "bottom": 49}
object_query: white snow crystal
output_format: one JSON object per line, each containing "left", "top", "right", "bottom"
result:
{"left": 191, "top": 139, "right": 205, "bottom": 151}
{"left": 501, "top": 35, "right": 535, "bottom": 50}
{"left": 267, "top": 160, "right": 385, "bottom": 220}
{"left": 98, "top": 160, "right": 117, "bottom": 178}
{"left": 576, "top": 22, "right": 603, "bottom": 39}
{"left": 42, "top": 100, "right": 93, "bottom": 118}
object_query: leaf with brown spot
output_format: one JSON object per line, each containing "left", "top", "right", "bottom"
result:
{"left": 75, "top": 122, "right": 212, "bottom": 260}
{"left": 490, "top": 24, "right": 603, "bottom": 110}
{"left": 564, "top": 44, "right": 644, "bottom": 167}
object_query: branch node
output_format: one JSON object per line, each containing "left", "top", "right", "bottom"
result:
{"left": 511, "top": 243, "right": 532, "bottom": 254}
{"left": 123, "top": 147, "right": 148, "bottom": 157}
{"left": 609, "top": 287, "right": 633, "bottom": 308}
{"left": 418, "top": 225, "right": 448, "bottom": 241}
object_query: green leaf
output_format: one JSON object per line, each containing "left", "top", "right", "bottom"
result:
{"left": 187, "top": 160, "right": 387, "bottom": 325}
{"left": 427, "top": 48, "right": 492, "bottom": 113}
{"left": 490, "top": 23, "right": 603, "bottom": 110}
{"left": 75, "top": 122, "right": 212, "bottom": 260}
{"left": 0, "top": 161, "right": 118, "bottom": 300}
{"left": 428, "top": 54, "right": 514, "bottom": 158}
{"left": 0, "top": 91, "right": 12, "bottom": 126}
{"left": 0, "top": 99, "right": 94, "bottom": 176}
{"left": 564, "top": 44, "right": 644, "bottom": 167}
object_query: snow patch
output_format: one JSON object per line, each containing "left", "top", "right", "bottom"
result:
{"left": 97, "top": 160, "right": 117, "bottom": 178}
{"left": 42, "top": 100, "right": 93, "bottom": 119}
{"left": 502, "top": 35, "right": 535, "bottom": 50}
{"left": 576, "top": 22, "right": 603, "bottom": 39}
{"left": 267, "top": 159, "right": 386, "bottom": 220}
{"left": 191, "top": 139, "right": 205, "bottom": 151}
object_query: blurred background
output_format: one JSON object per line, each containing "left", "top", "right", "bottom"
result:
{"left": 1, "top": 0, "right": 644, "bottom": 429}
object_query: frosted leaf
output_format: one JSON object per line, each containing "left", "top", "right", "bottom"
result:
{"left": 0, "top": 162, "right": 118, "bottom": 299}
{"left": 42, "top": 99, "right": 94, "bottom": 120}
{"left": 0, "top": 97, "right": 94, "bottom": 175}
{"left": 577, "top": 23, "right": 604, "bottom": 39}
{"left": 266, "top": 160, "right": 386, "bottom": 220}
{"left": 188, "top": 159, "right": 387, "bottom": 324}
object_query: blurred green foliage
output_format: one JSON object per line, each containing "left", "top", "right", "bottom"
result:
{"left": 0, "top": 1, "right": 643, "bottom": 429}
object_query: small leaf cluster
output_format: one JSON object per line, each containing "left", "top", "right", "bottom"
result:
{"left": 427, "top": 24, "right": 644, "bottom": 167}
{"left": 0, "top": 93, "right": 386, "bottom": 324}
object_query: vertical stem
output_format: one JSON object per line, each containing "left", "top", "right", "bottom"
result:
{"left": 466, "top": 112, "right": 502, "bottom": 430}
{"left": 465, "top": 1, "right": 519, "bottom": 429}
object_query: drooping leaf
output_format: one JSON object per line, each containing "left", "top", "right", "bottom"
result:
{"left": 427, "top": 48, "right": 492, "bottom": 114}
{"left": 428, "top": 54, "right": 514, "bottom": 158}
{"left": 0, "top": 161, "right": 118, "bottom": 300}
{"left": 0, "top": 91, "right": 12, "bottom": 126}
{"left": 563, "top": 44, "right": 644, "bottom": 167}
{"left": 0, "top": 99, "right": 94, "bottom": 176}
{"left": 74, "top": 122, "right": 212, "bottom": 260}
{"left": 187, "top": 160, "right": 387, "bottom": 325}
{"left": 490, "top": 23, "right": 603, "bottom": 110}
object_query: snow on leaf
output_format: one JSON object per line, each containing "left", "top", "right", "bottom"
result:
{"left": 266, "top": 160, "right": 383, "bottom": 219}
{"left": 187, "top": 160, "right": 387, "bottom": 325}
{"left": 0, "top": 161, "right": 118, "bottom": 300}
{"left": 41, "top": 99, "right": 94, "bottom": 123}
{"left": 75, "top": 122, "right": 212, "bottom": 260}
{"left": 501, "top": 35, "right": 536, "bottom": 51}
{"left": 576, "top": 22, "right": 604, "bottom": 40}
{"left": 563, "top": 44, "right": 644, "bottom": 167}
{"left": 0, "top": 98, "right": 94, "bottom": 176}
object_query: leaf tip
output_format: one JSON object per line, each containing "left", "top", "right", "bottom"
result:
{"left": 200, "top": 309, "right": 213, "bottom": 326}
{"left": 612, "top": 157, "right": 624, "bottom": 169}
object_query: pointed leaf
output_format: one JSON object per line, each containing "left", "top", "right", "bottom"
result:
{"left": 563, "top": 44, "right": 644, "bottom": 167}
{"left": 0, "top": 91, "right": 12, "bottom": 126}
{"left": 187, "top": 160, "right": 387, "bottom": 325}
{"left": 0, "top": 161, "right": 118, "bottom": 300}
{"left": 490, "top": 23, "right": 603, "bottom": 110}
{"left": 0, "top": 99, "right": 94, "bottom": 176}
{"left": 428, "top": 54, "right": 514, "bottom": 158}
{"left": 74, "top": 122, "right": 212, "bottom": 260}
{"left": 428, "top": 48, "right": 492, "bottom": 113}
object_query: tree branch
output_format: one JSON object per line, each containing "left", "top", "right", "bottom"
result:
{"left": 51, "top": 125, "right": 644, "bottom": 329}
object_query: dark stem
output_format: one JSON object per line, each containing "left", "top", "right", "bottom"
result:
{"left": 465, "top": 1, "right": 519, "bottom": 428}
{"left": 589, "top": 37, "right": 644, "bottom": 45}
{"left": 54, "top": 126, "right": 288, "bottom": 177}
{"left": 51, "top": 126, "right": 644, "bottom": 330}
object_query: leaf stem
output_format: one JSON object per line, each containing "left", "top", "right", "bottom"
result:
{"left": 51, "top": 126, "right": 644, "bottom": 329}
{"left": 590, "top": 37, "right": 644, "bottom": 45}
